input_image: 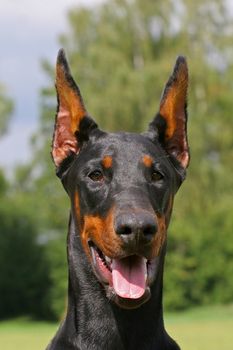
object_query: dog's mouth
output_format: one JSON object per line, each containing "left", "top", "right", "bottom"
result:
{"left": 88, "top": 241, "right": 159, "bottom": 309}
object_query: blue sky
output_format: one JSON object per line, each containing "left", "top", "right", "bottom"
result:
{"left": 0, "top": 0, "right": 104, "bottom": 172}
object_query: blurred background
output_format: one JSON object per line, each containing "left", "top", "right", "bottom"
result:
{"left": 0, "top": 0, "right": 233, "bottom": 349}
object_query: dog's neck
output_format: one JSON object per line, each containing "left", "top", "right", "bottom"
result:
{"left": 55, "top": 215, "right": 179, "bottom": 350}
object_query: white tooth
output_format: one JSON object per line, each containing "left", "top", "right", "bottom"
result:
{"left": 105, "top": 256, "right": 112, "bottom": 264}
{"left": 144, "top": 258, "right": 148, "bottom": 279}
{"left": 90, "top": 247, "right": 97, "bottom": 266}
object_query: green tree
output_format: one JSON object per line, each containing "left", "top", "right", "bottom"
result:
{"left": 0, "top": 84, "right": 56, "bottom": 319}
{"left": 0, "top": 202, "right": 52, "bottom": 319}
{"left": 0, "top": 82, "right": 13, "bottom": 194}
{"left": 0, "top": 84, "right": 13, "bottom": 136}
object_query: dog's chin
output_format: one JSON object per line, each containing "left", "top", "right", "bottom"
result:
{"left": 107, "top": 286, "right": 151, "bottom": 309}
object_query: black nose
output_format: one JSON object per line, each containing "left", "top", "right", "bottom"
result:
{"left": 114, "top": 211, "right": 157, "bottom": 242}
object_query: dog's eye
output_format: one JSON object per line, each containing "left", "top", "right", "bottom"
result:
{"left": 88, "top": 170, "right": 104, "bottom": 182}
{"left": 151, "top": 171, "right": 164, "bottom": 182}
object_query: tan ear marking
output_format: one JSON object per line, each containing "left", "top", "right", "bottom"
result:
{"left": 158, "top": 56, "right": 189, "bottom": 169}
{"left": 160, "top": 57, "right": 188, "bottom": 141}
{"left": 56, "top": 56, "right": 86, "bottom": 131}
{"left": 52, "top": 49, "right": 87, "bottom": 168}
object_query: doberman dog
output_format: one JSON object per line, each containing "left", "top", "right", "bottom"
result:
{"left": 47, "top": 49, "right": 189, "bottom": 350}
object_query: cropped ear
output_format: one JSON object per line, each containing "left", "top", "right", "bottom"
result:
{"left": 148, "top": 56, "right": 189, "bottom": 169}
{"left": 52, "top": 49, "right": 97, "bottom": 170}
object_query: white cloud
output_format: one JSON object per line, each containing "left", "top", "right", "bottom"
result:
{"left": 0, "top": 0, "right": 103, "bottom": 22}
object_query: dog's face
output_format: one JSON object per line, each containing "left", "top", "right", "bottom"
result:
{"left": 52, "top": 50, "right": 189, "bottom": 309}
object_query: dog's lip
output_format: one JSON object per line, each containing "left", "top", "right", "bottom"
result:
{"left": 88, "top": 240, "right": 159, "bottom": 306}
{"left": 112, "top": 287, "right": 151, "bottom": 309}
{"left": 88, "top": 240, "right": 112, "bottom": 284}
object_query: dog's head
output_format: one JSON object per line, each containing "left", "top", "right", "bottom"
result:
{"left": 52, "top": 50, "right": 189, "bottom": 309}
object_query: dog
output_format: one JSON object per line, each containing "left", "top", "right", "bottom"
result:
{"left": 47, "top": 49, "right": 189, "bottom": 350}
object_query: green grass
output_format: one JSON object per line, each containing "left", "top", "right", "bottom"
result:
{"left": 0, "top": 318, "right": 57, "bottom": 350}
{"left": 165, "top": 304, "right": 233, "bottom": 350}
{"left": 0, "top": 305, "right": 232, "bottom": 350}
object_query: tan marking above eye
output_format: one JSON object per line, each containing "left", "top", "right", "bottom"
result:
{"left": 102, "top": 155, "right": 113, "bottom": 169}
{"left": 142, "top": 155, "right": 153, "bottom": 168}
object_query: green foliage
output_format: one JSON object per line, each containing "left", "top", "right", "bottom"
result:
{"left": 45, "top": 237, "right": 67, "bottom": 319}
{"left": 0, "top": 169, "right": 8, "bottom": 195}
{"left": 0, "top": 84, "right": 13, "bottom": 136}
{"left": 7, "top": 0, "right": 233, "bottom": 320}
{"left": 165, "top": 188, "right": 233, "bottom": 309}
{"left": 0, "top": 200, "right": 51, "bottom": 319}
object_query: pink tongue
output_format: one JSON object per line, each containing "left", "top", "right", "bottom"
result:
{"left": 112, "top": 256, "right": 147, "bottom": 299}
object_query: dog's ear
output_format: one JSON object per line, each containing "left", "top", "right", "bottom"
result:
{"left": 148, "top": 56, "right": 189, "bottom": 169}
{"left": 52, "top": 49, "right": 97, "bottom": 170}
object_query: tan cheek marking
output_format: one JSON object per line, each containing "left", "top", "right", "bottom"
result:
{"left": 165, "top": 195, "right": 174, "bottom": 225}
{"left": 80, "top": 208, "right": 122, "bottom": 261}
{"left": 74, "top": 191, "right": 80, "bottom": 217}
{"left": 74, "top": 191, "right": 84, "bottom": 232}
{"left": 152, "top": 214, "right": 167, "bottom": 256}
{"left": 143, "top": 155, "right": 153, "bottom": 167}
{"left": 81, "top": 215, "right": 104, "bottom": 259}
{"left": 102, "top": 155, "right": 113, "bottom": 169}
